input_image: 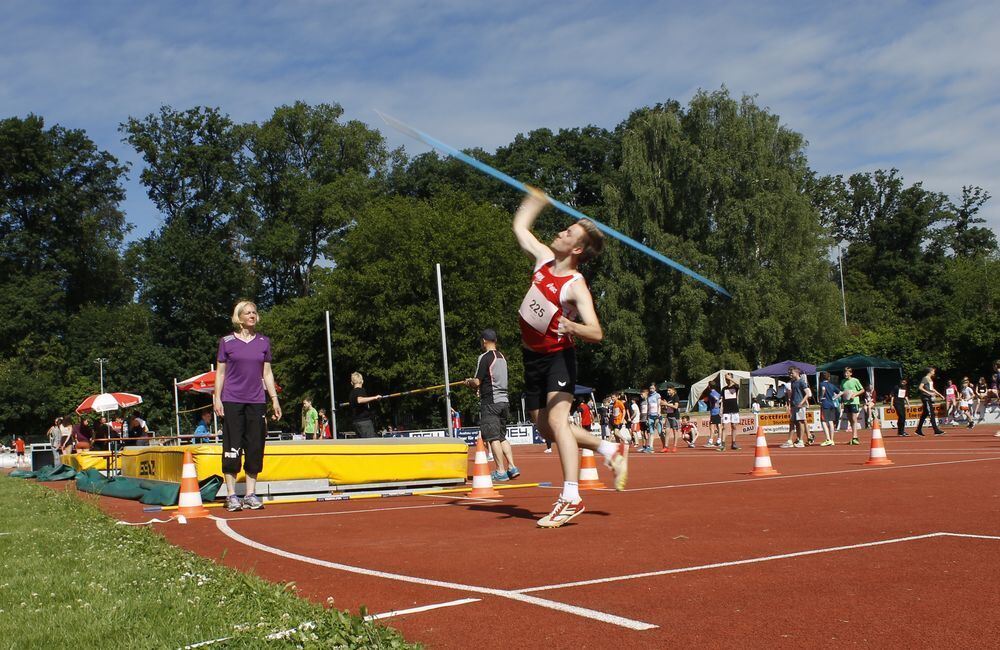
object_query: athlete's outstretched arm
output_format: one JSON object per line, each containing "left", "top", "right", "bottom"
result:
{"left": 559, "top": 281, "right": 603, "bottom": 344}
{"left": 513, "top": 188, "right": 553, "bottom": 263}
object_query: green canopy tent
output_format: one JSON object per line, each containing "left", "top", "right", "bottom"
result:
{"left": 817, "top": 354, "right": 903, "bottom": 396}
{"left": 657, "top": 381, "right": 685, "bottom": 391}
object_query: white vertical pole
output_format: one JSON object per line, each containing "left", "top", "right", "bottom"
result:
{"left": 436, "top": 263, "right": 454, "bottom": 436}
{"left": 838, "top": 247, "right": 848, "bottom": 326}
{"left": 173, "top": 379, "right": 181, "bottom": 438}
{"left": 325, "top": 310, "right": 338, "bottom": 440}
{"left": 211, "top": 364, "right": 218, "bottom": 438}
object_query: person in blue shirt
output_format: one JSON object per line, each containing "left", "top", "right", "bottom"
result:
{"left": 193, "top": 410, "right": 213, "bottom": 444}
{"left": 817, "top": 371, "right": 841, "bottom": 446}
{"left": 705, "top": 385, "right": 722, "bottom": 447}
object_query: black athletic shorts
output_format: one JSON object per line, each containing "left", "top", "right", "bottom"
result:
{"left": 222, "top": 402, "right": 267, "bottom": 476}
{"left": 523, "top": 346, "right": 576, "bottom": 411}
{"left": 710, "top": 413, "right": 722, "bottom": 425}
{"left": 480, "top": 402, "right": 509, "bottom": 442}
{"left": 843, "top": 403, "right": 859, "bottom": 415}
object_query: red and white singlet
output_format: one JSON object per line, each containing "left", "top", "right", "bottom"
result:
{"left": 518, "top": 258, "right": 584, "bottom": 353}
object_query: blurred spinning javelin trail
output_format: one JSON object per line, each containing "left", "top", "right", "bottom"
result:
{"left": 375, "top": 110, "right": 731, "bottom": 299}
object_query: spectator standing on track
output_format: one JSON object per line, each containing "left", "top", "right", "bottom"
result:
{"left": 862, "top": 385, "right": 877, "bottom": 430}
{"left": 944, "top": 379, "right": 958, "bottom": 424}
{"left": 612, "top": 392, "right": 628, "bottom": 444}
{"left": 577, "top": 398, "right": 594, "bottom": 434}
{"left": 974, "top": 377, "right": 989, "bottom": 423}
{"left": 348, "top": 373, "right": 382, "bottom": 439}
{"left": 662, "top": 387, "right": 681, "bottom": 453}
{"left": 628, "top": 397, "right": 643, "bottom": 451}
{"left": 647, "top": 384, "right": 662, "bottom": 451}
{"left": 818, "top": 371, "right": 841, "bottom": 445}
{"left": 839, "top": 367, "right": 864, "bottom": 445}
{"left": 892, "top": 379, "right": 911, "bottom": 436}
{"left": 511, "top": 188, "right": 626, "bottom": 528}
{"left": 915, "top": 368, "right": 945, "bottom": 436}
{"left": 301, "top": 398, "right": 319, "bottom": 440}
{"left": 719, "top": 373, "right": 741, "bottom": 451}
{"left": 214, "top": 300, "right": 283, "bottom": 512}
{"left": 957, "top": 378, "right": 975, "bottom": 428}
{"left": 704, "top": 385, "right": 722, "bottom": 448}
{"left": 464, "top": 328, "right": 518, "bottom": 482}
{"left": 638, "top": 388, "right": 652, "bottom": 453}
{"left": 318, "top": 409, "right": 331, "bottom": 439}
{"left": 781, "top": 366, "right": 812, "bottom": 448}
{"left": 598, "top": 398, "right": 611, "bottom": 440}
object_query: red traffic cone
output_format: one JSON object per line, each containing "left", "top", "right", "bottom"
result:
{"left": 749, "top": 426, "right": 780, "bottom": 477}
{"left": 177, "top": 450, "right": 211, "bottom": 519}
{"left": 467, "top": 436, "right": 501, "bottom": 498}
{"left": 865, "top": 419, "right": 893, "bottom": 466}
{"left": 578, "top": 448, "right": 606, "bottom": 489}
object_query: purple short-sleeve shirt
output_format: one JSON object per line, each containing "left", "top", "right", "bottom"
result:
{"left": 217, "top": 334, "right": 272, "bottom": 404}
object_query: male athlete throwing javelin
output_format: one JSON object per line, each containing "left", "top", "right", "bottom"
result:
{"left": 514, "top": 188, "right": 627, "bottom": 528}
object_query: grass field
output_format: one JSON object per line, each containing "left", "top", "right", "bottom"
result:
{"left": 0, "top": 475, "right": 418, "bottom": 649}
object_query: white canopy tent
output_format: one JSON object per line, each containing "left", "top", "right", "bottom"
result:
{"left": 687, "top": 370, "right": 776, "bottom": 411}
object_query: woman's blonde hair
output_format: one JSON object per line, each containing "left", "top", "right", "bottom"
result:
{"left": 231, "top": 300, "right": 258, "bottom": 329}
{"left": 351, "top": 372, "right": 363, "bottom": 387}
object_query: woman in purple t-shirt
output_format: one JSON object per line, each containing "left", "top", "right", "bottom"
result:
{"left": 213, "top": 300, "right": 282, "bottom": 512}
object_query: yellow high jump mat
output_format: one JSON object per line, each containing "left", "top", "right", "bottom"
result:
{"left": 119, "top": 438, "right": 468, "bottom": 485}
{"left": 62, "top": 451, "right": 113, "bottom": 472}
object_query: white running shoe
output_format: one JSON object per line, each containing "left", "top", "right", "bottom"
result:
{"left": 604, "top": 448, "right": 628, "bottom": 491}
{"left": 537, "top": 498, "right": 585, "bottom": 528}
{"left": 794, "top": 440, "right": 805, "bottom": 448}
{"left": 543, "top": 448, "right": 553, "bottom": 454}
{"left": 780, "top": 440, "right": 795, "bottom": 448}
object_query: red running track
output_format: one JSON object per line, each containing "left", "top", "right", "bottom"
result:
{"left": 100, "top": 428, "right": 1000, "bottom": 648}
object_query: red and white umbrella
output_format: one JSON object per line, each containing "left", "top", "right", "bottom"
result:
{"left": 176, "top": 371, "right": 216, "bottom": 394}
{"left": 76, "top": 392, "right": 143, "bottom": 414}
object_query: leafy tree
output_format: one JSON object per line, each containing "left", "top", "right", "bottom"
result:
{"left": 121, "top": 106, "right": 250, "bottom": 358}
{"left": 241, "top": 102, "right": 393, "bottom": 305}
{"left": 268, "top": 192, "right": 527, "bottom": 430}
{"left": 594, "top": 90, "right": 844, "bottom": 387}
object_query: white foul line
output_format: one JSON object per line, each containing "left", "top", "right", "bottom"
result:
{"left": 213, "top": 517, "right": 657, "bottom": 631}
{"left": 615, "top": 455, "right": 1000, "bottom": 493}
{"left": 515, "top": 531, "right": 1000, "bottom": 593}
{"left": 365, "top": 598, "right": 481, "bottom": 621}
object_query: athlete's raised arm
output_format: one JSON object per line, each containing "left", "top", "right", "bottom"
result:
{"left": 513, "top": 188, "right": 554, "bottom": 263}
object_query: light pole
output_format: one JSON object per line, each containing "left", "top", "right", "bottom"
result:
{"left": 837, "top": 247, "right": 848, "bottom": 326}
{"left": 95, "top": 358, "right": 108, "bottom": 393}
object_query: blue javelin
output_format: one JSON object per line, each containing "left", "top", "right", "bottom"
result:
{"left": 375, "top": 111, "right": 731, "bottom": 299}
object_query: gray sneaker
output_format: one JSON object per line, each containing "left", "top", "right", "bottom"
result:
{"left": 242, "top": 494, "right": 264, "bottom": 510}
{"left": 225, "top": 495, "right": 243, "bottom": 512}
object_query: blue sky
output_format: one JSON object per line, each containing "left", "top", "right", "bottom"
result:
{"left": 3, "top": 0, "right": 998, "bottom": 238}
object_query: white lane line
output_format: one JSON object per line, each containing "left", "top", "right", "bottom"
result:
{"left": 515, "top": 531, "right": 1000, "bottom": 594}
{"left": 615, "top": 456, "right": 1000, "bottom": 493}
{"left": 940, "top": 532, "right": 1000, "bottom": 541}
{"left": 365, "top": 598, "right": 481, "bottom": 621}
{"left": 226, "top": 503, "right": 452, "bottom": 521}
{"left": 213, "top": 517, "right": 656, "bottom": 631}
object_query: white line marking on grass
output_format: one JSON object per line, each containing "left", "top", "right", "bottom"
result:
{"left": 617, "top": 456, "right": 1000, "bottom": 493}
{"left": 365, "top": 598, "right": 481, "bottom": 621}
{"left": 213, "top": 517, "right": 657, "bottom": 631}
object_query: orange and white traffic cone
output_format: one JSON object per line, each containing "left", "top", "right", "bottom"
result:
{"left": 177, "top": 450, "right": 210, "bottom": 520}
{"left": 467, "top": 436, "right": 501, "bottom": 498}
{"left": 749, "top": 426, "right": 780, "bottom": 477}
{"left": 578, "top": 448, "right": 606, "bottom": 490}
{"left": 865, "top": 419, "right": 893, "bottom": 466}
